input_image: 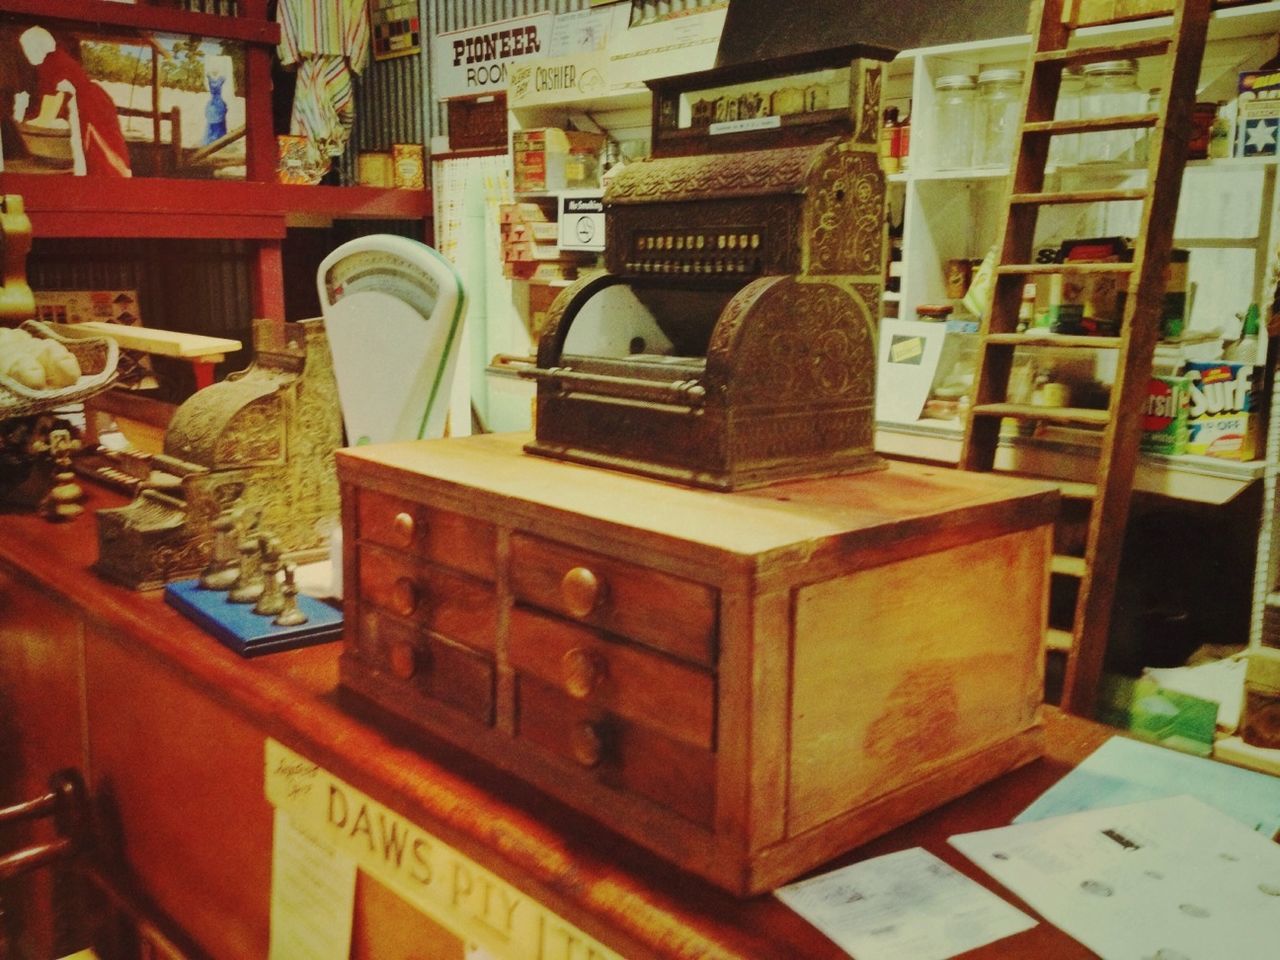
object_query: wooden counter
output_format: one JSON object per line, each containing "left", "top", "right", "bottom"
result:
{"left": 0, "top": 460, "right": 1108, "bottom": 960}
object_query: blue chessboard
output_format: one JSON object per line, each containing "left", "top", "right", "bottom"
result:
{"left": 164, "top": 578, "right": 343, "bottom": 658}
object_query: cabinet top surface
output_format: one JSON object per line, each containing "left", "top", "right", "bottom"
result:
{"left": 338, "top": 433, "right": 1057, "bottom": 557}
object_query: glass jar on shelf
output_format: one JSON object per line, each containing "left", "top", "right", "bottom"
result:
{"left": 976, "top": 68, "right": 1024, "bottom": 168}
{"left": 934, "top": 74, "right": 977, "bottom": 170}
{"left": 1080, "top": 59, "right": 1143, "bottom": 163}
{"left": 1050, "top": 68, "right": 1084, "bottom": 166}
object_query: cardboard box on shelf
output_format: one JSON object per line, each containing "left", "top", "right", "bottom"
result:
{"left": 512, "top": 128, "right": 605, "bottom": 193}
{"left": 357, "top": 152, "right": 394, "bottom": 187}
{"left": 392, "top": 144, "right": 426, "bottom": 189}
{"left": 499, "top": 201, "right": 553, "bottom": 224}
{"left": 1235, "top": 70, "right": 1280, "bottom": 158}
{"left": 277, "top": 135, "right": 315, "bottom": 185}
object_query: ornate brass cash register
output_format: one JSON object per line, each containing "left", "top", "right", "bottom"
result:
{"left": 95, "top": 319, "right": 342, "bottom": 590}
{"left": 519, "top": 48, "right": 888, "bottom": 489}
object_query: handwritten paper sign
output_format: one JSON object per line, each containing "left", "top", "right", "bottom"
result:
{"left": 264, "top": 739, "right": 626, "bottom": 960}
{"left": 268, "top": 809, "right": 357, "bottom": 960}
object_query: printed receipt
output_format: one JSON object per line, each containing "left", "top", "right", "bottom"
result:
{"left": 268, "top": 809, "right": 358, "bottom": 960}
{"left": 774, "top": 847, "right": 1035, "bottom": 960}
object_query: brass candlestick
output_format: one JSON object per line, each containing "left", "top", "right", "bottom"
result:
{"left": 199, "top": 511, "right": 241, "bottom": 590}
{"left": 273, "top": 565, "right": 308, "bottom": 627}
{"left": 227, "top": 535, "right": 266, "bottom": 604}
{"left": 253, "top": 537, "right": 285, "bottom": 616}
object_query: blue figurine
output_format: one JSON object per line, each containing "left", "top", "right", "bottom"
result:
{"left": 203, "top": 72, "right": 227, "bottom": 146}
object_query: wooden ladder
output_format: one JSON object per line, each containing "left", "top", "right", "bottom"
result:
{"left": 959, "top": 0, "right": 1212, "bottom": 716}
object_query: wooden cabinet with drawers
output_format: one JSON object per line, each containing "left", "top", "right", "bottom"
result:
{"left": 336, "top": 434, "right": 1058, "bottom": 895}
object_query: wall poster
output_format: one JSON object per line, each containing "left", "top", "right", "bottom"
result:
{"left": 0, "top": 18, "right": 246, "bottom": 179}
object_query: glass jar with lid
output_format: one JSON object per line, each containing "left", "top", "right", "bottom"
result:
{"left": 934, "top": 74, "right": 977, "bottom": 169}
{"left": 1081, "top": 58, "right": 1143, "bottom": 163}
{"left": 976, "top": 68, "right": 1024, "bottom": 168}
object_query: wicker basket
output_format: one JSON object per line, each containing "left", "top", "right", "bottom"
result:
{"left": 0, "top": 320, "right": 119, "bottom": 420}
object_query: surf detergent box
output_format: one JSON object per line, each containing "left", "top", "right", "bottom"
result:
{"left": 1185, "top": 360, "right": 1260, "bottom": 460}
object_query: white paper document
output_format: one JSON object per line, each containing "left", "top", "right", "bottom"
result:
{"left": 1014, "top": 735, "right": 1280, "bottom": 837}
{"left": 951, "top": 795, "right": 1280, "bottom": 960}
{"left": 774, "top": 847, "right": 1036, "bottom": 960}
{"left": 268, "top": 809, "right": 358, "bottom": 960}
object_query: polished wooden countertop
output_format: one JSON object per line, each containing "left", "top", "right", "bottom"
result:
{"left": 0, "top": 474, "right": 1109, "bottom": 960}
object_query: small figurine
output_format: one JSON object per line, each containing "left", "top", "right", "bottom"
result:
{"left": 35, "top": 427, "right": 83, "bottom": 522}
{"left": 253, "top": 536, "right": 285, "bottom": 616}
{"left": 199, "top": 511, "right": 240, "bottom": 590}
{"left": 227, "top": 534, "right": 266, "bottom": 604}
{"left": 273, "top": 565, "right": 308, "bottom": 627}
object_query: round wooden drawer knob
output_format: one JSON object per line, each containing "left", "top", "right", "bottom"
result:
{"left": 387, "top": 641, "right": 418, "bottom": 680}
{"left": 390, "top": 577, "right": 420, "bottom": 618}
{"left": 569, "top": 722, "right": 604, "bottom": 768}
{"left": 561, "top": 648, "right": 604, "bottom": 699}
{"left": 392, "top": 511, "right": 418, "bottom": 549}
{"left": 560, "top": 566, "right": 606, "bottom": 618}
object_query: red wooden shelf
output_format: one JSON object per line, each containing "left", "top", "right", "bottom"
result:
{"left": 0, "top": 0, "right": 280, "bottom": 45}
{"left": 0, "top": 173, "right": 432, "bottom": 240}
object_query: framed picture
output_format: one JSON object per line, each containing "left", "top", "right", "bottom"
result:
{"left": 1, "top": 19, "right": 247, "bottom": 179}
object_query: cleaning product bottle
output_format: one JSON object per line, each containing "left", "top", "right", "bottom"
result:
{"left": 1226, "top": 303, "right": 1261, "bottom": 364}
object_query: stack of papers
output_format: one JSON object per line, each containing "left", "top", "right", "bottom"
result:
{"left": 950, "top": 794, "right": 1280, "bottom": 960}
{"left": 775, "top": 738, "right": 1280, "bottom": 960}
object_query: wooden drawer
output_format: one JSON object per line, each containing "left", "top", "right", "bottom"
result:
{"left": 509, "top": 608, "right": 714, "bottom": 751}
{"left": 358, "top": 544, "right": 498, "bottom": 652}
{"left": 515, "top": 674, "right": 715, "bottom": 827}
{"left": 354, "top": 609, "right": 495, "bottom": 725}
{"left": 509, "top": 533, "right": 717, "bottom": 667}
{"left": 357, "top": 488, "right": 496, "bottom": 581}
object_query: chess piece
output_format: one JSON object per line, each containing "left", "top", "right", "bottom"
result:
{"left": 199, "top": 511, "right": 240, "bottom": 590}
{"left": 253, "top": 536, "right": 285, "bottom": 616}
{"left": 273, "top": 565, "right": 308, "bottom": 627}
{"left": 227, "top": 535, "right": 266, "bottom": 603}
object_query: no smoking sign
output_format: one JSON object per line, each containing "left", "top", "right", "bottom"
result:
{"left": 557, "top": 191, "right": 605, "bottom": 252}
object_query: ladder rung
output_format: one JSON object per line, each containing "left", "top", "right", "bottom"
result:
{"left": 1045, "top": 627, "right": 1075, "bottom": 652}
{"left": 986, "top": 333, "right": 1123, "bottom": 349}
{"left": 996, "top": 262, "right": 1133, "bottom": 276}
{"left": 1055, "top": 480, "right": 1098, "bottom": 501}
{"left": 1024, "top": 113, "right": 1159, "bottom": 137}
{"left": 1052, "top": 555, "right": 1087, "bottom": 578}
{"left": 1009, "top": 188, "right": 1148, "bottom": 206}
{"left": 971, "top": 402, "right": 1111, "bottom": 426}
{"left": 1003, "top": 472, "right": 1098, "bottom": 501}
{"left": 1034, "top": 38, "right": 1171, "bottom": 69}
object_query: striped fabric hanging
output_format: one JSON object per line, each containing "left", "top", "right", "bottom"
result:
{"left": 276, "top": 0, "right": 370, "bottom": 171}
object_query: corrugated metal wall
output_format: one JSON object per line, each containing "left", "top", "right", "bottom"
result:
{"left": 341, "top": 0, "right": 592, "bottom": 182}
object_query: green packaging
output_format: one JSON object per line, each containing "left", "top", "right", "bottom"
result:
{"left": 1141, "top": 374, "right": 1190, "bottom": 455}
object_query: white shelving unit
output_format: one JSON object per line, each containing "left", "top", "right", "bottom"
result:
{"left": 877, "top": 1, "right": 1280, "bottom": 504}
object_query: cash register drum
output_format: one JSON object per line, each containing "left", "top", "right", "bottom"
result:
{"left": 521, "top": 55, "right": 887, "bottom": 490}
